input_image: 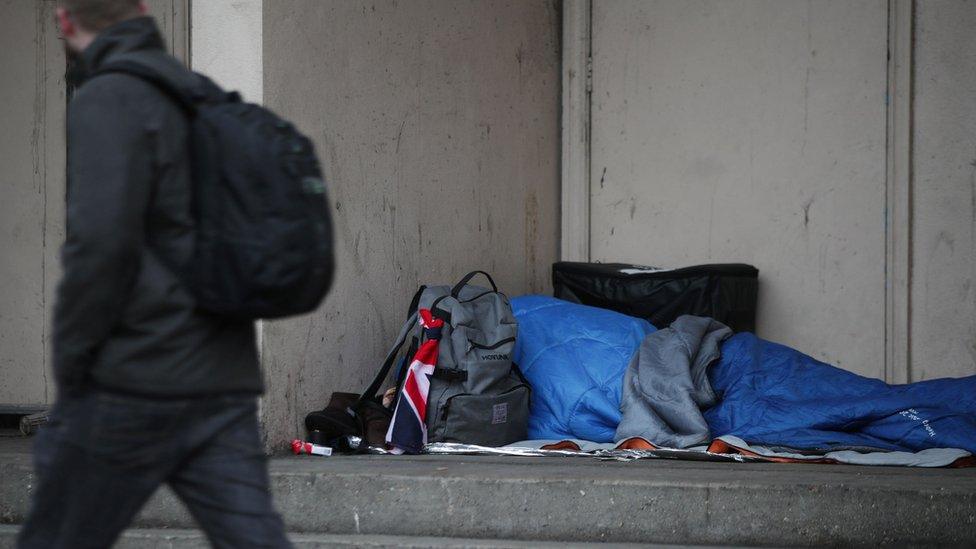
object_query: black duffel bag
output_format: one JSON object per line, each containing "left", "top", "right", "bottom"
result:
{"left": 552, "top": 262, "right": 758, "bottom": 332}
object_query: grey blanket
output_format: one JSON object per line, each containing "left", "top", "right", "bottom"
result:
{"left": 614, "top": 315, "right": 733, "bottom": 448}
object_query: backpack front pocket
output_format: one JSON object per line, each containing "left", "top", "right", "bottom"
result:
{"left": 438, "top": 384, "right": 530, "bottom": 447}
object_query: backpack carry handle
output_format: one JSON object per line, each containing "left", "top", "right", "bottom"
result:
{"left": 450, "top": 270, "right": 498, "bottom": 298}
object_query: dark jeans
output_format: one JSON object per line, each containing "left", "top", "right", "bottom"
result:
{"left": 17, "top": 391, "right": 291, "bottom": 549}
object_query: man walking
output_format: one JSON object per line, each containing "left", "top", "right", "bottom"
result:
{"left": 18, "top": 2, "right": 292, "bottom": 547}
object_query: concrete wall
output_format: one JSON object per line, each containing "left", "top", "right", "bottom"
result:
{"left": 910, "top": 1, "right": 976, "bottom": 380}
{"left": 579, "top": 0, "right": 976, "bottom": 381}
{"left": 190, "top": 0, "right": 262, "bottom": 103}
{"left": 3, "top": 0, "right": 970, "bottom": 438}
{"left": 0, "top": 0, "right": 65, "bottom": 408}
{"left": 259, "top": 0, "right": 561, "bottom": 451}
{"left": 587, "top": 0, "right": 889, "bottom": 377}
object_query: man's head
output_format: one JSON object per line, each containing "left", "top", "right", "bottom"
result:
{"left": 57, "top": 0, "right": 148, "bottom": 53}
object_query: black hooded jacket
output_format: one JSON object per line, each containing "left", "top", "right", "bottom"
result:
{"left": 54, "top": 17, "right": 262, "bottom": 397}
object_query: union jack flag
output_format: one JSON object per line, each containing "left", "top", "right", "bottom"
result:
{"left": 386, "top": 308, "right": 444, "bottom": 454}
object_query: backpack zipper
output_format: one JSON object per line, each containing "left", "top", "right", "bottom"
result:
{"left": 466, "top": 337, "right": 516, "bottom": 352}
{"left": 439, "top": 383, "right": 530, "bottom": 421}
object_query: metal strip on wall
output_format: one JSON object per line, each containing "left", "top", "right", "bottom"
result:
{"left": 884, "top": 0, "right": 914, "bottom": 384}
{"left": 560, "top": 0, "right": 592, "bottom": 262}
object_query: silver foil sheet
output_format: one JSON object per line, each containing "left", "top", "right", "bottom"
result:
{"left": 422, "top": 442, "right": 757, "bottom": 462}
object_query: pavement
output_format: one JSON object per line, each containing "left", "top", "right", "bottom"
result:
{"left": 1, "top": 436, "right": 975, "bottom": 546}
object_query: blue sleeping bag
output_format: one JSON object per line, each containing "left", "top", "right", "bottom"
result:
{"left": 511, "top": 295, "right": 655, "bottom": 441}
{"left": 514, "top": 295, "right": 976, "bottom": 452}
{"left": 706, "top": 333, "right": 976, "bottom": 453}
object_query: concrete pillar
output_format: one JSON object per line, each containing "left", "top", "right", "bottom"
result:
{"left": 259, "top": 0, "right": 561, "bottom": 453}
{"left": 190, "top": 0, "right": 263, "bottom": 103}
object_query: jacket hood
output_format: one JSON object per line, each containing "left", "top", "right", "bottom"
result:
{"left": 79, "top": 16, "right": 165, "bottom": 77}
{"left": 74, "top": 16, "right": 201, "bottom": 95}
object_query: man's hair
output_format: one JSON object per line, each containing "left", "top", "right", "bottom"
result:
{"left": 60, "top": 0, "right": 142, "bottom": 32}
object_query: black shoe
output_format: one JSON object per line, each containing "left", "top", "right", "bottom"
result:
{"left": 304, "top": 392, "right": 360, "bottom": 440}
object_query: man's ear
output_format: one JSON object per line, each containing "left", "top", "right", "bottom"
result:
{"left": 55, "top": 6, "right": 76, "bottom": 38}
{"left": 138, "top": 1, "right": 148, "bottom": 15}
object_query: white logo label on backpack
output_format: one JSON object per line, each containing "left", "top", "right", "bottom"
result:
{"left": 492, "top": 403, "right": 508, "bottom": 425}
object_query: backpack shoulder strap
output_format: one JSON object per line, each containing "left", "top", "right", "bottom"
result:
{"left": 90, "top": 61, "right": 200, "bottom": 284}
{"left": 357, "top": 285, "right": 427, "bottom": 405}
{"left": 93, "top": 60, "right": 197, "bottom": 115}
{"left": 358, "top": 310, "right": 418, "bottom": 405}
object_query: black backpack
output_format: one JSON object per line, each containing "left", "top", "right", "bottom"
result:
{"left": 96, "top": 60, "right": 334, "bottom": 319}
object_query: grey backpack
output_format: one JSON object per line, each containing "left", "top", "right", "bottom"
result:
{"left": 360, "top": 271, "right": 530, "bottom": 448}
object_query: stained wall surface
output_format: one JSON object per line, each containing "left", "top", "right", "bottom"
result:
{"left": 0, "top": 0, "right": 186, "bottom": 408}
{"left": 0, "top": 0, "right": 65, "bottom": 407}
{"left": 260, "top": 1, "right": 561, "bottom": 450}
{"left": 588, "top": 0, "right": 889, "bottom": 378}
{"left": 910, "top": 1, "right": 976, "bottom": 380}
